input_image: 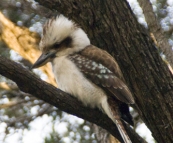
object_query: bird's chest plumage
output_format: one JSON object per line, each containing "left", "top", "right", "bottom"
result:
{"left": 52, "top": 56, "right": 107, "bottom": 108}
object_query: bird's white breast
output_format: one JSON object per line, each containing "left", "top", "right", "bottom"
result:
{"left": 52, "top": 56, "right": 108, "bottom": 109}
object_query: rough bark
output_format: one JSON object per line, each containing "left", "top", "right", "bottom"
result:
{"left": 31, "top": 0, "right": 173, "bottom": 143}
{"left": 0, "top": 55, "right": 146, "bottom": 143}
{"left": 137, "top": 0, "right": 173, "bottom": 69}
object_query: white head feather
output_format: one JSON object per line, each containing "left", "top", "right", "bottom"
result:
{"left": 39, "top": 15, "right": 90, "bottom": 54}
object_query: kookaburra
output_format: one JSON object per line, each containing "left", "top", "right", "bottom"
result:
{"left": 32, "top": 15, "right": 135, "bottom": 143}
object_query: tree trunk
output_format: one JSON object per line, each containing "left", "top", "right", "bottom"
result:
{"left": 33, "top": 0, "right": 173, "bottom": 143}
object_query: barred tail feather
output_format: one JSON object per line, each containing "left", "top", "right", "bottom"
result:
{"left": 114, "top": 119, "right": 132, "bottom": 143}
{"left": 101, "top": 97, "right": 132, "bottom": 143}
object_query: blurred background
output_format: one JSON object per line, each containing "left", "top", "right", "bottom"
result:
{"left": 0, "top": 0, "right": 173, "bottom": 143}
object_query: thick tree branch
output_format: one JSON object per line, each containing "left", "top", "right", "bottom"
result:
{"left": 137, "top": 0, "right": 173, "bottom": 70}
{"left": 0, "top": 55, "right": 146, "bottom": 143}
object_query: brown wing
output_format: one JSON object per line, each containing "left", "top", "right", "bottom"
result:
{"left": 68, "top": 45, "right": 134, "bottom": 104}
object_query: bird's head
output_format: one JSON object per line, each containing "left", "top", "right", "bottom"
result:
{"left": 32, "top": 15, "right": 90, "bottom": 69}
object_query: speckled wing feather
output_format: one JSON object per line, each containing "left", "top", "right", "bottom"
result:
{"left": 68, "top": 45, "right": 134, "bottom": 104}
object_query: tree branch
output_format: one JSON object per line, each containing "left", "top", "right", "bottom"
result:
{"left": 137, "top": 0, "right": 173, "bottom": 70}
{"left": 0, "top": 55, "right": 146, "bottom": 143}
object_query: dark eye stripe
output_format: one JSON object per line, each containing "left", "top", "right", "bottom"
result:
{"left": 53, "top": 43, "right": 60, "bottom": 48}
{"left": 62, "top": 37, "right": 72, "bottom": 48}
{"left": 52, "top": 36, "right": 72, "bottom": 49}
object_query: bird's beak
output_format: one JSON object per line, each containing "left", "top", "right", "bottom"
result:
{"left": 31, "top": 51, "right": 56, "bottom": 69}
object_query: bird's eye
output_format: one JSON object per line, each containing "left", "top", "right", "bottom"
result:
{"left": 53, "top": 43, "right": 60, "bottom": 48}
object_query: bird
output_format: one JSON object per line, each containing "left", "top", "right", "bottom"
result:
{"left": 32, "top": 15, "right": 135, "bottom": 143}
